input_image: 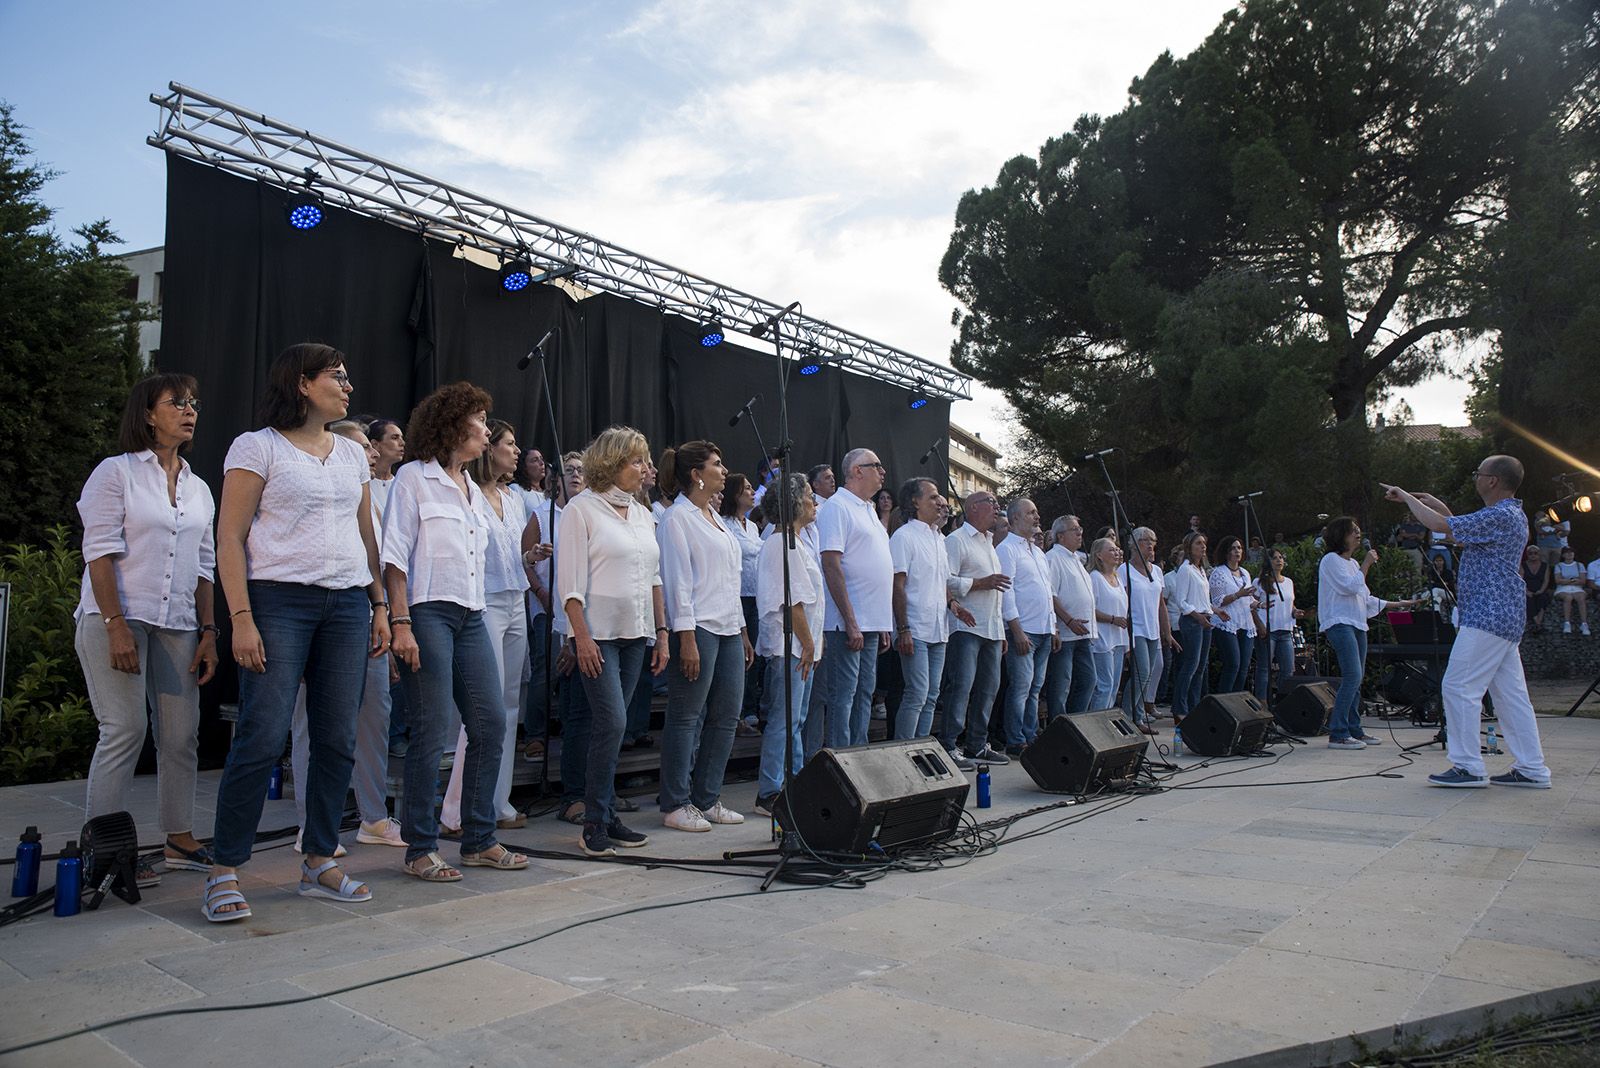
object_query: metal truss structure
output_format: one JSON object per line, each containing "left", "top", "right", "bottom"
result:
{"left": 147, "top": 82, "right": 971, "bottom": 401}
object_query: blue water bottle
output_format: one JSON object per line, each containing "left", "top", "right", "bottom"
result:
{"left": 268, "top": 762, "right": 283, "bottom": 800}
{"left": 53, "top": 840, "right": 82, "bottom": 917}
{"left": 12, "top": 826, "right": 41, "bottom": 897}
{"left": 976, "top": 765, "right": 991, "bottom": 808}
{"left": 1173, "top": 723, "right": 1183, "bottom": 756}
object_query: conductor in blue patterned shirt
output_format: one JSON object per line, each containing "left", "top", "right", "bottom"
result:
{"left": 1382, "top": 456, "right": 1552, "bottom": 789}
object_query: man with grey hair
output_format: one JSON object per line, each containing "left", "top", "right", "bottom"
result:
{"left": 1045, "top": 514, "right": 1098, "bottom": 717}
{"left": 1384, "top": 455, "right": 1551, "bottom": 789}
{"left": 941, "top": 490, "right": 1013, "bottom": 765}
{"left": 815, "top": 448, "right": 892, "bottom": 748}
{"left": 996, "top": 498, "right": 1059, "bottom": 755}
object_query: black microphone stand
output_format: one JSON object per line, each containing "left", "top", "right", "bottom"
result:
{"left": 1238, "top": 492, "right": 1270, "bottom": 702}
{"left": 519, "top": 326, "right": 566, "bottom": 799}
{"left": 919, "top": 435, "right": 953, "bottom": 499}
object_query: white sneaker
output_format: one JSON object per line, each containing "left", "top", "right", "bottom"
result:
{"left": 663, "top": 804, "right": 712, "bottom": 832}
{"left": 294, "top": 830, "right": 348, "bottom": 857}
{"left": 1563, "top": 621, "right": 1573, "bottom": 634}
{"left": 702, "top": 801, "right": 745, "bottom": 825}
{"left": 356, "top": 818, "right": 408, "bottom": 847}
{"left": 1583, "top": 623, "right": 1592, "bottom": 637}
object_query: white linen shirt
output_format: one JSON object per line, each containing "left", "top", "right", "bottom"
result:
{"left": 1209, "top": 565, "right": 1257, "bottom": 634}
{"left": 1253, "top": 575, "right": 1297, "bottom": 632}
{"left": 76, "top": 451, "right": 217, "bottom": 629}
{"left": 369, "top": 476, "right": 394, "bottom": 525}
{"left": 477, "top": 484, "right": 531, "bottom": 596}
{"left": 381, "top": 459, "right": 488, "bottom": 611}
{"left": 756, "top": 528, "right": 826, "bottom": 658}
{"left": 658, "top": 494, "right": 744, "bottom": 636}
{"left": 1317, "top": 553, "right": 1385, "bottom": 631}
{"left": 947, "top": 522, "right": 1004, "bottom": 641}
{"left": 815, "top": 486, "right": 894, "bottom": 632}
{"left": 1126, "top": 562, "right": 1166, "bottom": 640}
{"left": 1169, "top": 562, "right": 1214, "bottom": 621}
{"left": 1090, "top": 571, "right": 1130, "bottom": 653}
{"left": 890, "top": 519, "right": 955, "bottom": 644}
{"left": 729, "top": 515, "right": 764, "bottom": 598}
{"left": 1046, "top": 544, "right": 1097, "bottom": 644}
{"left": 556, "top": 489, "right": 661, "bottom": 641}
{"left": 224, "top": 429, "right": 371, "bottom": 590}
{"left": 997, "top": 534, "right": 1058, "bottom": 636}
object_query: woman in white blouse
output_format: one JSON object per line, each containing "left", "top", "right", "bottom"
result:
{"left": 366, "top": 418, "right": 404, "bottom": 516}
{"left": 207, "top": 345, "right": 389, "bottom": 922}
{"left": 1208, "top": 535, "right": 1259, "bottom": 694}
{"left": 76, "top": 374, "right": 219, "bottom": 889}
{"left": 1123, "top": 527, "right": 1175, "bottom": 735}
{"left": 657, "top": 441, "right": 753, "bottom": 833}
{"left": 1317, "top": 516, "right": 1418, "bottom": 748}
{"left": 385, "top": 384, "right": 529, "bottom": 882}
{"left": 1088, "top": 537, "right": 1131, "bottom": 710}
{"left": 1251, "top": 547, "right": 1305, "bottom": 700}
{"left": 440, "top": 419, "right": 538, "bottom": 835}
{"left": 558, "top": 426, "right": 669, "bottom": 856}
{"left": 754, "top": 473, "right": 822, "bottom": 814}
{"left": 1168, "top": 532, "right": 1215, "bottom": 723}
{"left": 721, "top": 473, "right": 766, "bottom": 736}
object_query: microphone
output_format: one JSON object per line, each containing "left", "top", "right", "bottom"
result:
{"left": 727, "top": 394, "right": 760, "bottom": 428}
{"left": 517, "top": 327, "right": 556, "bottom": 371}
{"left": 1230, "top": 491, "right": 1265, "bottom": 502}
{"left": 1076, "top": 447, "right": 1116, "bottom": 462}
{"left": 919, "top": 436, "right": 945, "bottom": 464}
{"left": 751, "top": 301, "right": 800, "bottom": 339}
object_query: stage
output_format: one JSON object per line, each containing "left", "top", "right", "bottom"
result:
{"left": 2, "top": 713, "right": 1598, "bottom": 1068}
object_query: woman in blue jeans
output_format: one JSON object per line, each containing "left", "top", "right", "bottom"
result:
{"left": 557, "top": 426, "right": 669, "bottom": 857}
{"left": 1317, "top": 516, "right": 1419, "bottom": 748}
{"left": 1252, "top": 548, "right": 1305, "bottom": 701}
{"left": 1208, "top": 535, "right": 1258, "bottom": 693}
{"left": 754, "top": 474, "right": 822, "bottom": 814}
{"left": 657, "top": 440, "right": 752, "bottom": 832}
{"left": 206, "top": 344, "right": 390, "bottom": 922}
{"left": 386, "top": 383, "right": 528, "bottom": 882}
{"left": 1169, "top": 532, "right": 1215, "bottom": 723}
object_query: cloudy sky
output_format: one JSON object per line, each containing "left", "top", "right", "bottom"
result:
{"left": 2, "top": 0, "right": 1473, "bottom": 456}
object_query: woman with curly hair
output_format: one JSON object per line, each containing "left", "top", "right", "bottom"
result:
{"left": 558, "top": 426, "right": 669, "bottom": 855}
{"left": 385, "top": 383, "right": 529, "bottom": 882}
{"left": 206, "top": 344, "right": 389, "bottom": 921}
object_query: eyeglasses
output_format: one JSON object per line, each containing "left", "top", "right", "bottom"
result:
{"left": 310, "top": 369, "right": 351, "bottom": 387}
{"left": 163, "top": 397, "right": 202, "bottom": 412}
{"left": 857, "top": 462, "right": 886, "bottom": 471}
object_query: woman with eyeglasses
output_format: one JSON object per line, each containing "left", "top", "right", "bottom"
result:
{"left": 205, "top": 345, "right": 390, "bottom": 921}
{"left": 76, "top": 374, "right": 219, "bottom": 890}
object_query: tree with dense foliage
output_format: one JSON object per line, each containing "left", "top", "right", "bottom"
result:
{"left": 942, "top": 0, "right": 1598, "bottom": 534}
{"left": 0, "top": 101, "right": 143, "bottom": 544}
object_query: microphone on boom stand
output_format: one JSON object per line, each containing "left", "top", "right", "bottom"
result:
{"left": 517, "top": 328, "right": 556, "bottom": 371}
{"left": 728, "top": 394, "right": 761, "bottom": 428}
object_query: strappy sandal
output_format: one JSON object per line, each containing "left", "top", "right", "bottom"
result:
{"left": 404, "top": 851, "right": 462, "bottom": 882}
{"left": 460, "top": 844, "right": 528, "bottom": 870}
{"left": 556, "top": 801, "right": 586, "bottom": 825}
{"left": 201, "top": 872, "right": 251, "bottom": 923}
{"left": 298, "top": 859, "right": 372, "bottom": 902}
{"left": 164, "top": 838, "right": 215, "bottom": 873}
{"left": 135, "top": 854, "right": 163, "bottom": 888}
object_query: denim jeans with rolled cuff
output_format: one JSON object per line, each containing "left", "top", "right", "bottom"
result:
{"left": 577, "top": 638, "right": 647, "bottom": 829}
{"left": 659, "top": 628, "right": 745, "bottom": 812}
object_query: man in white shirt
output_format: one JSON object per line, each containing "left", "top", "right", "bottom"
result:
{"left": 940, "top": 491, "right": 1013, "bottom": 765}
{"left": 890, "top": 478, "right": 973, "bottom": 747}
{"left": 808, "top": 464, "right": 837, "bottom": 501}
{"left": 815, "top": 448, "right": 894, "bottom": 748}
{"left": 997, "top": 499, "right": 1059, "bottom": 755}
{"left": 1045, "top": 514, "right": 1097, "bottom": 718}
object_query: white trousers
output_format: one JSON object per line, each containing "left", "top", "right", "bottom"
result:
{"left": 1442, "top": 626, "right": 1549, "bottom": 780}
{"left": 441, "top": 590, "right": 528, "bottom": 826}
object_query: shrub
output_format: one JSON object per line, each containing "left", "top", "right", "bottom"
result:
{"left": 0, "top": 526, "right": 97, "bottom": 785}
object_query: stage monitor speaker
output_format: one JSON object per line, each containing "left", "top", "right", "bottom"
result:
{"left": 1021, "top": 708, "right": 1148, "bottom": 795}
{"left": 1184, "top": 691, "right": 1273, "bottom": 757}
{"left": 1273, "top": 681, "right": 1334, "bottom": 737}
{"left": 774, "top": 739, "right": 970, "bottom": 853}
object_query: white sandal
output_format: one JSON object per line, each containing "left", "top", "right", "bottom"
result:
{"left": 298, "top": 859, "right": 372, "bottom": 902}
{"left": 201, "top": 873, "right": 251, "bottom": 923}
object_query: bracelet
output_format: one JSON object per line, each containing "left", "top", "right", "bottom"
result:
{"left": 391, "top": 616, "right": 413, "bottom": 627}
{"left": 200, "top": 624, "right": 220, "bottom": 636}
{"left": 102, "top": 613, "right": 124, "bottom": 626}
{"left": 231, "top": 608, "right": 252, "bottom": 618}
{"left": 897, "top": 625, "right": 911, "bottom": 634}
{"left": 371, "top": 600, "right": 388, "bottom": 612}
{"left": 656, "top": 626, "right": 669, "bottom": 634}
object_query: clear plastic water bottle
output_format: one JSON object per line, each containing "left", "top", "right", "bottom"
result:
{"left": 1173, "top": 723, "right": 1183, "bottom": 756}
{"left": 12, "top": 826, "right": 41, "bottom": 898}
{"left": 976, "top": 765, "right": 991, "bottom": 808}
{"left": 1486, "top": 723, "right": 1498, "bottom": 754}
{"left": 53, "top": 840, "right": 82, "bottom": 917}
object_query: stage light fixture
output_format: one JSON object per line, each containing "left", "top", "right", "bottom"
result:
{"left": 285, "top": 189, "right": 325, "bottom": 231}
{"left": 500, "top": 259, "right": 533, "bottom": 293}
{"left": 1577, "top": 495, "right": 1593, "bottom": 514}
{"left": 907, "top": 381, "right": 931, "bottom": 410}
{"left": 797, "top": 348, "right": 824, "bottom": 376}
{"left": 699, "top": 320, "right": 725, "bottom": 348}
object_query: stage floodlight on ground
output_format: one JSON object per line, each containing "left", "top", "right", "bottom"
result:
{"left": 699, "top": 321, "right": 725, "bottom": 347}
{"left": 907, "top": 381, "right": 931, "bottom": 410}
{"left": 285, "top": 189, "right": 324, "bottom": 231}
{"left": 500, "top": 259, "right": 533, "bottom": 293}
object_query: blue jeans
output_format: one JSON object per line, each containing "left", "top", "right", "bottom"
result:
{"left": 213, "top": 582, "right": 368, "bottom": 867}
{"left": 1215, "top": 629, "right": 1254, "bottom": 693}
{"left": 802, "top": 667, "right": 827, "bottom": 761}
{"left": 387, "top": 671, "right": 409, "bottom": 753}
{"left": 523, "top": 617, "right": 552, "bottom": 737}
{"left": 1123, "top": 636, "right": 1162, "bottom": 724}
{"left": 1003, "top": 633, "right": 1052, "bottom": 745}
{"left": 577, "top": 638, "right": 647, "bottom": 828}
{"left": 1091, "top": 647, "right": 1124, "bottom": 710}
{"left": 1045, "top": 639, "right": 1096, "bottom": 719}
{"left": 625, "top": 643, "right": 654, "bottom": 742}
{"left": 1173, "top": 617, "right": 1212, "bottom": 720}
{"left": 400, "top": 601, "right": 506, "bottom": 863}
{"left": 660, "top": 629, "right": 745, "bottom": 811}
{"left": 938, "top": 631, "right": 1002, "bottom": 753}
{"left": 557, "top": 658, "right": 589, "bottom": 807}
{"left": 1254, "top": 630, "right": 1295, "bottom": 700}
{"left": 895, "top": 638, "right": 947, "bottom": 740}
{"left": 818, "top": 631, "right": 881, "bottom": 748}
{"left": 758, "top": 654, "right": 815, "bottom": 798}
{"left": 1323, "top": 623, "right": 1368, "bottom": 740}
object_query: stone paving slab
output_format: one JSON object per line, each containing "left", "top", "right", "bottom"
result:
{"left": 0, "top": 714, "right": 1597, "bottom": 1066}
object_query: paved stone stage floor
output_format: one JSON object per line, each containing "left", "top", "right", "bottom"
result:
{"left": 2, "top": 714, "right": 1597, "bottom": 1068}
